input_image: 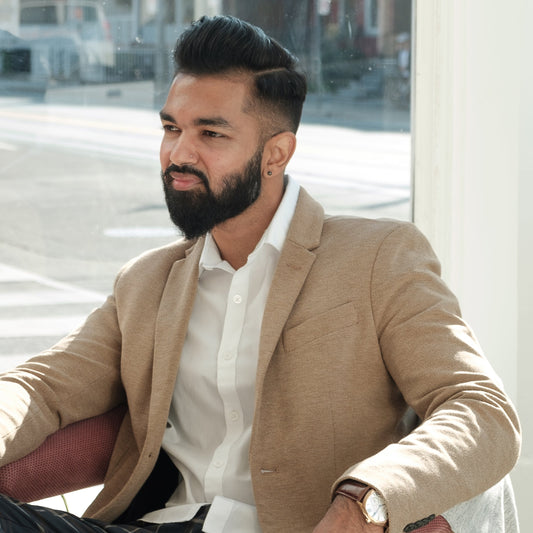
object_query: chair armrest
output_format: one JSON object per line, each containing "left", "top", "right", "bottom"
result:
{"left": 412, "top": 515, "right": 453, "bottom": 532}
{"left": 0, "top": 405, "right": 126, "bottom": 502}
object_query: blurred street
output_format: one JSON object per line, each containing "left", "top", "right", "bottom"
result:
{"left": 0, "top": 81, "right": 410, "bottom": 367}
{"left": 0, "top": 0, "right": 415, "bottom": 516}
{"left": 0, "top": 70, "right": 410, "bottom": 520}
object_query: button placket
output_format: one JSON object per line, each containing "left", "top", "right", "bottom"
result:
{"left": 204, "top": 269, "right": 248, "bottom": 500}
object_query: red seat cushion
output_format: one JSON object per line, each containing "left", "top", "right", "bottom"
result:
{"left": 0, "top": 405, "right": 125, "bottom": 502}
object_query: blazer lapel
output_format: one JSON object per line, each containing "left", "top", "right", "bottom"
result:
{"left": 256, "top": 188, "right": 324, "bottom": 393}
{"left": 145, "top": 189, "right": 325, "bottom": 439}
{"left": 148, "top": 238, "right": 204, "bottom": 433}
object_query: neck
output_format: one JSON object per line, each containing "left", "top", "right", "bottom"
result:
{"left": 212, "top": 224, "right": 265, "bottom": 271}
{"left": 212, "top": 181, "right": 284, "bottom": 270}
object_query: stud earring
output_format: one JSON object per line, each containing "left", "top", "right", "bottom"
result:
{"left": 267, "top": 170, "right": 272, "bottom": 176}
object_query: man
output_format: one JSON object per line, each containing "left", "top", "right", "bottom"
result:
{"left": 0, "top": 15, "right": 521, "bottom": 533}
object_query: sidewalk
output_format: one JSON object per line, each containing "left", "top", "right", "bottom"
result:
{"left": 34, "top": 485, "right": 103, "bottom": 517}
{"left": 40, "top": 79, "right": 410, "bottom": 133}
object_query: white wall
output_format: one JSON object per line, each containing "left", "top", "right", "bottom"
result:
{"left": 516, "top": 0, "right": 533, "bottom": 522}
{"left": 413, "top": 0, "right": 531, "bottom": 526}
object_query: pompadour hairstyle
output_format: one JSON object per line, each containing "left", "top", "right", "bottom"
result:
{"left": 173, "top": 15, "right": 307, "bottom": 133}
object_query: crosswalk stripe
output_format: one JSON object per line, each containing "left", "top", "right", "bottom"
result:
{"left": 0, "top": 290, "right": 102, "bottom": 307}
{"left": 0, "top": 316, "right": 88, "bottom": 338}
{"left": 0, "top": 264, "right": 106, "bottom": 364}
{"left": 0, "top": 263, "right": 105, "bottom": 301}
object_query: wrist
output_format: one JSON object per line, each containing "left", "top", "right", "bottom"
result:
{"left": 334, "top": 480, "right": 388, "bottom": 528}
{"left": 328, "top": 493, "right": 385, "bottom": 533}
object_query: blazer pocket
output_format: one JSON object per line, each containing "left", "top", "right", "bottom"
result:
{"left": 283, "top": 301, "right": 357, "bottom": 353}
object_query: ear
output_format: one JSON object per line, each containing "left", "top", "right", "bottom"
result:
{"left": 262, "top": 131, "right": 297, "bottom": 177}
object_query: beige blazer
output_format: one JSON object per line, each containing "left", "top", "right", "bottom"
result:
{"left": 0, "top": 188, "right": 520, "bottom": 533}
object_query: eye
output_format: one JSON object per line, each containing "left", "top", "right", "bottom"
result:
{"left": 203, "top": 130, "right": 225, "bottom": 138}
{"left": 162, "top": 124, "right": 180, "bottom": 133}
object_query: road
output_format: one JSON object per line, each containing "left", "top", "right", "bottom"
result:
{"left": 0, "top": 86, "right": 410, "bottom": 367}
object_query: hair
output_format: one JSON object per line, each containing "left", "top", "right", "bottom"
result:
{"left": 173, "top": 15, "right": 307, "bottom": 134}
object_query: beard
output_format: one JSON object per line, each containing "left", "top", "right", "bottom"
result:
{"left": 161, "top": 147, "right": 263, "bottom": 240}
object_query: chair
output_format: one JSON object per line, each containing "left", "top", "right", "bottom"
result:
{"left": 0, "top": 408, "right": 452, "bottom": 531}
{"left": 0, "top": 405, "right": 126, "bottom": 502}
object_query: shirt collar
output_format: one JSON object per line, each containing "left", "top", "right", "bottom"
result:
{"left": 199, "top": 176, "right": 300, "bottom": 274}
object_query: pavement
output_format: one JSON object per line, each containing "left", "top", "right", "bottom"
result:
{"left": 0, "top": 263, "right": 106, "bottom": 514}
{"left": 41, "top": 78, "right": 411, "bottom": 132}
{"left": 34, "top": 486, "right": 103, "bottom": 517}
{"left": 0, "top": 76, "right": 411, "bottom": 516}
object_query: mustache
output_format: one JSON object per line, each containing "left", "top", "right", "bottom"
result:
{"left": 163, "top": 164, "right": 209, "bottom": 189}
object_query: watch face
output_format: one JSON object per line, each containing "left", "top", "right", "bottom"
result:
{"left": 364, "top": 490, "right": 388, "bottom": 524}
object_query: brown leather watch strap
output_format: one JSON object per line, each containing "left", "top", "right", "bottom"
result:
{"left": 334, "top": 480, "right": 372, "bottom": 503}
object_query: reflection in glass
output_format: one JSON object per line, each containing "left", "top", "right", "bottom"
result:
{"left": 0, "top": 0, "right": 412, "bottom": 361}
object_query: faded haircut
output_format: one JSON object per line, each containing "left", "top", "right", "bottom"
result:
{"left": 173, "top": 15, "right": 307, "bottom": 134}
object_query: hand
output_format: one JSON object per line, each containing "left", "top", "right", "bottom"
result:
{"left": 312, "top": 495, "right": 386, "bottom": 533}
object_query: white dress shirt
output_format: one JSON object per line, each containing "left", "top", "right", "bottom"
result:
{"left": 142, "top": 178, "right": 300, "bottom": 532}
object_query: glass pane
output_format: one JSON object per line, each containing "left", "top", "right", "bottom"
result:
{"left": 0, "top": 0, "right": 412, "bottom": 368}
{"left": 20, "top": 5, "right": 59, "bottom": 25}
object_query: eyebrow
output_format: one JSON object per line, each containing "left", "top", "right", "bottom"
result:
{"left": 159, "top": 111, "right": 175, "bottom": 123}
{"left": 159, "top": 111, "right": 234, "bottom": 129}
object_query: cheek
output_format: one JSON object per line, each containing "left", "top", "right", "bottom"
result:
{"left": 159, "top": 143, "right": 171, "bottom": 169}
{"left": 209, "top": 149, "right": 248, "bottom": 173}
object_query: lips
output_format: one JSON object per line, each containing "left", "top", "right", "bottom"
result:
{"left": 168, "top": 172, "right": 203, "bottom": 191}
{"left": 164, "top": 164, "right": 208, "bottom": 192}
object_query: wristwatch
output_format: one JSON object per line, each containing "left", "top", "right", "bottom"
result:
{"left": 334, "top": 480, "right": 389, "bottom": 527}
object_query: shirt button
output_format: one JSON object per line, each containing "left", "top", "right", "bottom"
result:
{"left": 224, "top": 352, "right": 234, "bottom": 361}
{"left": 230, "top": 410, "right": 239, "bottom": 421}
{"left": 214, "top": 460, "right": 224, "bottom": 468}
{"left": 233, "top": 294, "right": 242, "bottom": 304}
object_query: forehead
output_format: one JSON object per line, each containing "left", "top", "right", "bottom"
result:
{"left": 162, "top": 73, "right": 256, "bottom": 125}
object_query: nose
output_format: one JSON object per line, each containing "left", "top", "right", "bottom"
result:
{"left": 168, "top": 134, "right": 199, "bottom": 166}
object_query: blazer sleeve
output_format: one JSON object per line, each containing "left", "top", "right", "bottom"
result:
{"left": 335, "top": 223, "right": 521, "bottom": 533}
{"left": 0, "top": 291, "right": 125, "bottom": 466}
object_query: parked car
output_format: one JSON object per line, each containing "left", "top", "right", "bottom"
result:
{"left": 18, "top": 0, "right": 114, "bottom": 83}
{"left": 0, "top": 28, "right": 49, "bottom": 99}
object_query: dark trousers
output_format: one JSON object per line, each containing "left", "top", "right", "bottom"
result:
{"left": 0, "top": 494, "right": 209, "bottom": 532}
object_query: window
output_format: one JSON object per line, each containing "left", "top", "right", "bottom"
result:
{"left": 20, "top": 5, "right": 59, "bottom": 24}
{"left": 0, "top": 0, "right": 413, "bottom": 512}
{"left": 364, "top": 0, "right": 379, "bottom": 35}
{"left": 1, "top": 0, "right": 413, "bottom": 338}
{"left": 0, "top": 1, "right": 413, "bottom": 331}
